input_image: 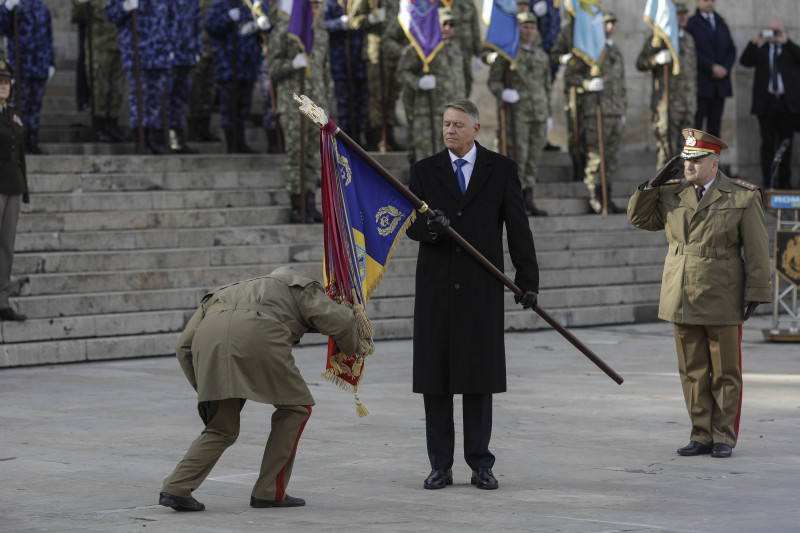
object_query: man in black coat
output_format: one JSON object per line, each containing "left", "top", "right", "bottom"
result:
{"left": 685, "top": 0, "right": 736, "bottom": 137}
{"left": 406, "top": 99, "right": 540, "bottom": 491}
{"left": 740, "top": 18, "right": 800, "bottom": 189}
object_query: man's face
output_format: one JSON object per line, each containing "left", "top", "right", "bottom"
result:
{"left": 605, "top": 20, "right": 616, "bottom": 38}
{"left": 696, "top": 0, "right": 715, "bottom": 14}
{"left": 683, "top": 155, "right": 718, "bottom": 186}
{"left": 0, "top": 79, "right": 9, "bottom": 102}
{"left": 310, "top": 2, "right": 320, "bottom": 20}
{"left": 520, "top": 22, "right": 537, "bottom": 45}
{"left": 677, "top": 11, "right": 689, "bottom": 27}
{"left": 440, "top": 19, "right": 455, "bottom": 40}
{"left": 442, "top": 107, "right": 480, "bottom": 157}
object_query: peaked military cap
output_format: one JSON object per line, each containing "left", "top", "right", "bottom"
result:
{"left": 518, "top": 12, "right": 537, "bottom": 25}
{"left": 674, "top": 2, "right": 688, "bottom": 13}
{"left": 0, "top": 60, "right": 11, "bottom": 81}
{"left": 438, "top": 7, "right": 454, "bottom": 23}
{"left": 603, "top": 11, "right": 617, "bottom": 23}
{"left": 680, "top": 129, "right": 729, "bottom": 160}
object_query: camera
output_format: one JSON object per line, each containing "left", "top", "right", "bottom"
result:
{"left": 761, "top": 29, "right": 776, "bottom": 39}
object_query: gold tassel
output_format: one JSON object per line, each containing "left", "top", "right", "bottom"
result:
{"left": 354, "top": 389, "right": 369, "bottom": 417}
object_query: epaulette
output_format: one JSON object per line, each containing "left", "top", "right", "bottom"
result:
{"left": 732, "top": 178, "right": 758, "bottom": 191}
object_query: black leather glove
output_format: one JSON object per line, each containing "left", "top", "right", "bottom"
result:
{"left": 743, "top": 301, "right": 759, "bottom": 321}
{"left": 426, "top": 209, "right": 450, "bottom": 235}
{"left": 514, "top": 290, "right": 538, "bottom": 310}
{"left": 648, "top": 154, "right": 682, "bottom": 188}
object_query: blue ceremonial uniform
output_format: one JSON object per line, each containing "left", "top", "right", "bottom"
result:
{"left": 533, "top": 0, "right": 560, "bottom": 80}
{"left": 169, "top": 0, "right": 203, "bottom": 131}
{"left": 323, "top": 0, "right": 367, "bottom": 138}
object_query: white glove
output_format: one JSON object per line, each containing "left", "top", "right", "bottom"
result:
{"left": 122, "top": 0, "right": 138, "bottom": 12}
{"left": 586, "top": 77, "right": 604, "bottom": 92}
{"left": 546, "top": 116, "right": 553, "bottom": 135}
{"left": 257, "top": 15, "right": 271, "bottom": 31}
{"left": 339, "top": 14, "right": 348, "bottom": 26}
{"left": 47, "top": 65, "right": 55, "bottom": 81}
{"left": 559, "top": 53, "right": 573, "bottom": 65}
{"left": 239, "top": 21, "right": 258, "bottom": 35}
{"left": 486, "top": 51, "right": 499, "bottom": 65}
{"left": 228, "top": 7, "right": 241, "bottom": 21}
{"left": 532, "top": 0, "right": 548, "bottom": 17}
{"left": 195, "top": 54, "right": 201, "bottom": 62}
{"left": 654, "top": 49, "right": 672, "bottom": 65}
{"left": 501, "top": 88, "right": 520, "bottom": 103}
{"left": 621, "top": 115, "right": 626, "bottom": 125}
{"left": 418, "top": 74, "right": 436, "bottom": 90}
{"left": 474, "top": 57, "right": 484, "bottom": 72}
{"left": 291, "top": 53, "right": 308, "bottom": 70}
{"left": 367, "top": 7, "right": 386, "bottom": 24}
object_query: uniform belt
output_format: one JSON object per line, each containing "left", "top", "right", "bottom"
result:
{"left": 672, "top": 243, "right": 739, "bottom": 259}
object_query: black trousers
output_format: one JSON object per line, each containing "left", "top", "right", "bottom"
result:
{"left": 757, "top": 94, "right": 796, "bottom": 189}
{"left": 423, "top": 393, "right": 495, "bottom": 470}
{"left": 694, "top": 96, "right": 725, "bottom": 138}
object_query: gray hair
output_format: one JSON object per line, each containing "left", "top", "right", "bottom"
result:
{"left": 444, "top": 99, "right": 480, "bottom": 125}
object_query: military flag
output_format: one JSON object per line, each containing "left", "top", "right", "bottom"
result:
{"left": 644, "top": 0, "right": 680, "bottom": 75}
{"left": 282, "top": 0, "right": 314, "bottom": 58}
{"left": 563, "top": 0, "right": 605, "bottom": 75}
{"left": 318, "top": 118, "right": 416, "bottom": 415}
{"left": 481, "top": 0, "right": 520, "bottom": 64}
{"left": 398, "top": 0, "right": 444, "bottom": 72}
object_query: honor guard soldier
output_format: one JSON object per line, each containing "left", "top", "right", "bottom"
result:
{"left": 636, "top": 2, "right": 697, "bottom": 168}
{"left": 0, "top": 0, "right": 55, "bottom": 155}
{"left": 440, "top": 0, "right": 481, "bottom": 98}
{"left": 167, "top": 0, "right": 203, "bottom": 154}
{"left": 628, "top": 130, "right": 772, "bottom": 459}
{"left": 187, "top": 0, "right": 221, "bottom": 143}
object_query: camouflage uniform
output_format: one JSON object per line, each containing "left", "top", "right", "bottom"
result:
{"left": 488, "top": 40, "right": 551, "bottom": 190}
{"left": 270, "top": 13, "right": 332, "bottom": 196}
{"left": 397, "top": 39, "right": 464, "bottom": 163}
{"left": 0, "top": 0, "right": 54, "bottom": 153}
{"left": 636, "top": 30, "right": 697, "bottom": 168}
{"left": 563, "top": 39, "right": 626, "bottom": 210}
{"left": 71, "top": 0, "right": 125, "bottom": 139}
{"left": 549, "top": 22, "right": 582, "bottom": 178}
{"left": 441, "top": 0, "right": 480, "bottom": 97}
{"left": 187, "top": 0, "right": 219, "bottom": 141}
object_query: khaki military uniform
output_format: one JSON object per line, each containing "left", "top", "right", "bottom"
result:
{"left": 636, "top": 31, "right": 697, "bottom": 168}
{"left": 441, "top": 0, "right": 480, "bottom": 97}
{"left": 549, "top": 22, "right": 581, "bottom": 177}
{"left": 162, "top": 273, "right": 360, "bottom": 502}
{"left": 397, "top": 40, "right": 464, "bottom": 163}
{"left": 627, "top": 172, "right": 772, "bottom": 448}
{"left": 488, "top": 40, "right": 551, "bottom": 189}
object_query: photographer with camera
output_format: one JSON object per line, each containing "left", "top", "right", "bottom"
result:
{"left": 740, "top": 18, "right": 800, "bottom": 189}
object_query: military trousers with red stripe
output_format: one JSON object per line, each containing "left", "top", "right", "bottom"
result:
{"left": 162, "top": 398, "right": 311, "bottom": 501}
{"left": 673, "top": 324, "right": 743, "bottom": 448}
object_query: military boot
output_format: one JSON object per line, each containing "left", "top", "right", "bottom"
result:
{"left": 105, "top": 119, "right": 126, "bottom": 142}
{"left": 93, "top": 117, "right": 112, "bottom": 142}
{"left": 523, "top": 187, "right": 548, "bottom": 217}
{"left": 169, "top": 128, "right": 199, "bottom": 154}
{"left": 305, "top": 191, "right": 324, "bottom": 223}
{"left": 289, "top": 194, "right": 303, "bottom": 224}
{"left": 265, "top": 129, "right": 280, "bottom": 153}
{"left": 145, "top": 128, "right": 171, "bottom": 155}
{"left": 195, "top": 116, "right": 220, "bottom": 142}
{"left": 25, "top": 129, "right": 46, "bottom": 155}
{"left": 386, "top": 126, "right": 405, "bottom": 151}
{"left": 604, "top": 185, "right": 624, "bottom": 214}
{"left": 363, "top": 126, "right": 380, "bottom": 151}
{"left": 224, "top": 130, "right": 236, "bottom": 153}
{"left": 237, "top": 129, "right": 256, "bottom": 154}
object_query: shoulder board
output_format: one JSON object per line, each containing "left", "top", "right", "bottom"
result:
{"left": 732, "top": 178, "right": 758, "bottom": 191}
{"left": 663, "top": 178, "right": 683, "bottom": 185}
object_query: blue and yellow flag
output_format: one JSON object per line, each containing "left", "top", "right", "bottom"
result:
{"left": 482, "top": 0, "right": 520, "bottom": 65}
{"left": 563, "top": 0, "right": 605, "bottom": 76}
{"left": 644, "top": 0, "right": 680, "bottom": 75}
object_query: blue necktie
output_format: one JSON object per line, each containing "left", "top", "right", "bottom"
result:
{"left": 455, "top": 158, "right": 467, "bottom": 194}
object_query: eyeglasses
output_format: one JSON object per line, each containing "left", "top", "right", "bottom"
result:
{"left": 442, "top": 21, "right": 455, "bottom": 28}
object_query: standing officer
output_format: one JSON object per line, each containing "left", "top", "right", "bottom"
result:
{"left": 397, "top": 7, "right": 464, "bottom": 164}
{"left": 167, "top": 0, "right": 203, "bottom": 154}
{"left": 0, "top": 0, "right": 55, "bottom": 155}
{"left": 441, "top": 0, "right": 481, "bottom": 98}
{"left": 548, "top": 8, "right": 581, "bottom": 180}
{"left": 105, "top": 0, "right": 175, "bottom": 155}
{"left": 159, "top": 267, "right": 372, "bottom": 511}
{"left": 636, "top": 2, "right": 697, "bottom": 169}
{"left": 627, "top": 130, "right": 772, "bottom": 459}
{"left": 488, "top": 11, "right": 550, "bottom": 216}
{"left": 563, "top": 11, "right": 626, "bottom": 214}
{"left": 186, "top": 0, "right": 221, "bottom": 143}
{"left": 72, "top": 0, "right": 127, "bottom": 143}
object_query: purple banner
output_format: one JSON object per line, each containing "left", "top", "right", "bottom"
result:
{"left": 288, "top": 0, "right": 314, "bottom": 55}
{"left": 399, "top": 0, "right": 443, "bottom": 70}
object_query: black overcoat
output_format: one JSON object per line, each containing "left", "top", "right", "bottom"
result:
{"left": 407, "top": 143, "right": 539, "bottom": 395}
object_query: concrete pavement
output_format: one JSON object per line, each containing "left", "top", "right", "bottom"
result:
{"left": 1, "top": 316, "right": 798, "bottom": 533}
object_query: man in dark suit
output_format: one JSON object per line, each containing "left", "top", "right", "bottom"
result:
{"left": 685, "top": 0, "right": 736, "bottom": 137}
{"left": 406, "top": 99, "right": 540, "bottom": 491}
{"left": 740, "top": 18, "right": 800, "bottom": 189}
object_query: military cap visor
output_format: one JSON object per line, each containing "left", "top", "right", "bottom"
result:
{"left": 680, "top": 129, "right": 728, "bottom": 160}
{"left": 517, "top": 12, "right": 537, "bottom": 25}
{"left": 438, "top": 8, "right": 454, "bottom": 22}
{"left": 675, "top": 2, "right": 689, "bottom": 13}
{"left": 603, "top": 12, "right": 617, "bottom": 23}
{"left": 0, "top": 60, "right": 11, "bottom": 80}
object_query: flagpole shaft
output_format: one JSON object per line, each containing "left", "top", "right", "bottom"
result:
{"left": 663, "top": 64, "right": 670, "bottom": 157}
{"left": 329, "top": 126, "right": 623, "bottom": 385}
{"left": 595, "top": 92, "right": 608, "bottom": 216}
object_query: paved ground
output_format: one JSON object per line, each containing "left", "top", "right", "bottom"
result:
{"left": 1, "top": 316, "right": 798, "bottom": 533}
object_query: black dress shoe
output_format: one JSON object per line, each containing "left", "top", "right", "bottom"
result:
{"left": 423, "top": 468, "right": 453, "bottom": 489}
{"left": 250, "top": 494, "right": 306, "bottom": 508}
{"left": 677, "top": 441, "right": 712, "bottom": 456}
{"left": 159, "top": 491, "right": 205, "bottom": 512}
{"left": 711, "top": 443, "right": 732, "bottom": 458}
{"left": 471, "top": 467, "right": 499, "bottom": 490}
{"left": 0, "top": 307, "right": 27, "bottom": 321}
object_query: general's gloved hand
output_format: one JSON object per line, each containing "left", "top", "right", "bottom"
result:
{"left": 501, "top": 88, "right": 520, "bottom": 103}
{"left": 426, "top": 209, "right": 450, "bottom": 234}
{"left": 228, "top": 7, "right": 241, "bottom": 21}
{"left": 47, "top": 65, "right": 55, "bottom": 81}
{"left": 239, "top": 21, "right": 258, "bottom": 35}
{"left": 532, "top": 0, "right": 548, "bottom": 17}
{"left": 515, "top": 290, "right": 538, "bottom": 310}
{"left": 367, "top": 7, "right": 386, "bottom": 24}
{"left": 559, "top": 52, "right": 573, "bottom": 65}
{"left": 474, "top": 57, "right": 485, "bottom": 72}
{"left": 743, "top": 301, "right": 759, "bottom": 321}
{"left": 292, "top": 53, "right": 308, "bottom": 70}
{"left": 418, "top": 74, "right": 436, "bottom": 90}
{"left": 486, "top": 51, "right": 499, "bottom": 65}
{"left": 648, "top": 154, "right": 682, "bottom": 188}
{"left": 654, "top": 49, "right": 672, "bottom": 65}
{"left": 122, "top": 0, "right": 138, "bottom": 12}
{"left": 586, "top": 77, "right": 604, "bottom": 92}
{"left": 257, "top": 15, "right": 271, "bottom": 31}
